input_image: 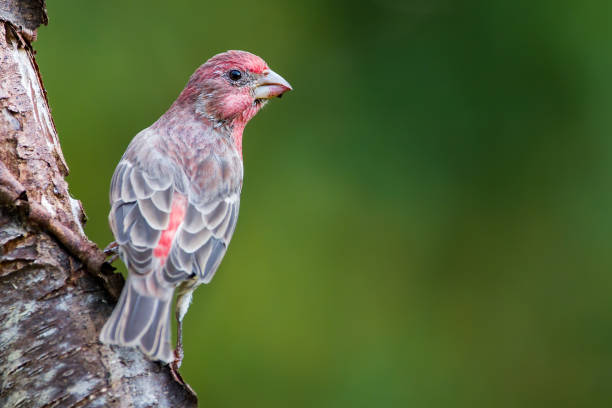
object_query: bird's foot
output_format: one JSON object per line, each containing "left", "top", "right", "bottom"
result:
{"left": 173, "top": 345, "right": 184, "bottom": 370}
{"left": 170, "top": 346, "right": 196, "bottom": 396}
{"left": 170, "top": 359, "right": 184, "bottom": 385}
{"left": 103, "top": 241, "right": 119, "bottom": 264}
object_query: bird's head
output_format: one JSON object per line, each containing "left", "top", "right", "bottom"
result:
{"left": 181, "top": 50, "right": 292, "bottom": 126}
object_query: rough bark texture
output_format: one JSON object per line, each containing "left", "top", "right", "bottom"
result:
{"left": 0, "top": 2, "right": 198, "bottom": 407}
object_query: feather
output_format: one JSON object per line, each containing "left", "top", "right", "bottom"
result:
{"left": 138, "top": 197, "right": 170, "bottom": 230}
{"left": 203, "top": 239, "right": 226, "bottom": 282}
{"left": 182, "top": 203, "right": 206, "bottom": 233}
{"left": 130, "top": 217, "right": 162, "bottom": 248}
{"left": 130, "top": 168, "right": 154, "bottom": 199}
{"left": 206, "top": 200, "right": 228, "bottom": 228}
{"left": 177, "top": 227, "right": 213, "bottom": 253}
{"left": 151, "top": 188, "right": 173, "bottom": 213}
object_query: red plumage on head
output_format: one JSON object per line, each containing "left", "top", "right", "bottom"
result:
{"left": 188, "top": 50, "right": 269, "bottom": 86}
{"left": 206, "top": 50, "right": 269, "bottom": 75}
{"left": 169, "top": 50, "right": 288, "bottom": 156}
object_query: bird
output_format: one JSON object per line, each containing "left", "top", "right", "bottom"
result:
{"left": 99, "top": 50, "right": 292, "bottom": 369}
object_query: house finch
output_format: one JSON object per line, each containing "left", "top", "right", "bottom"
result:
{"left": 99, "top": 50, "right": 292, "bottom": 365}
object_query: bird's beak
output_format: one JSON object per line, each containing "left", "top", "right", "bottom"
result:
{"left": 254, "top": 69, "right": 292, "bottom": 100}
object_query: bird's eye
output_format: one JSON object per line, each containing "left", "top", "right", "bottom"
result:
{"left": 228, "top": 70, "right": 242, "bottom": 81}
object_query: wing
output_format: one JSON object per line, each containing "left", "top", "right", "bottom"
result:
{"left": 110, "top": 153, "right": 241, "bottom": 289}
{"left": 109, "top": 159, "right": 187, "bottom": 289}
{"left": 163, "top": 191, "right": 240, "bottom": 285}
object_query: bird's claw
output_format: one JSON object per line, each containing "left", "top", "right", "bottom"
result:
{"left": 103, "top": 241, "right": 119, "bottom": 264}
{"left": 103, "top": 241, "right": 118, "bottom": 255}
{"left": 170, "top": 346, "right": 195, "bottom": 396}
{"left": 170, "top": 359, "right": 183, "bottom": 384}
{"left": 173, "top": 346, "right": 184, "bottom": 370}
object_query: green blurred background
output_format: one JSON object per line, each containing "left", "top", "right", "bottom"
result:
{"left": 35, "top": 0, "right": 612, "bottom": 406}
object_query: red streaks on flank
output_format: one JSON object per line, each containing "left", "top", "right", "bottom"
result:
{"left": 153, "top": 193, "right": 187, "bottom": 264}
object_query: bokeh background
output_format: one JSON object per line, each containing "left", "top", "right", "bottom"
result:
{"left": 36, "top": 1, "right": 612, "bottom": 406}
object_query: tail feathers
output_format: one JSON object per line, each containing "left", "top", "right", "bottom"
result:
{"left": 100, "top": 275, "right": 174, "bottom": 363}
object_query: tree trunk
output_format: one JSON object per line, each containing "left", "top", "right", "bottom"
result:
{"left": 0, "top": 1, "right": 197, "bottom": 407}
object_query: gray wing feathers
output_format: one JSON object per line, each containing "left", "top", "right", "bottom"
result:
{"left": 111, "top": 158, "right": 240, "bottom": 285}
{"left": 163, "top": 195, "right": 239, "bottom": 285}
{"left": 112, "top": 202, "right": 137, "bottom": 245}
{"left": 178, "top": 228, "right": 212, "bottom": 253}
{"left": 151, "top": 188, "right": 173, "bottom": 212}
{"left": 138, "top": 197, "right": 170, "bottom": 230}
{"left": 182, "top": 204, "right": 206, "bottom": 233}
{"left": 130, "top": 168, "right": 154, "bottom": 198}
{"left": 110, "top": 161, "right": 174, "bottom": 276}
{"left": 129, "top": 216, "right": 161, "bottom": 248}
{"left": 207, "top": 201, "right": 228, "bottom": 228}
{"left": 201, "top": 238, "right": 226, "bottom": 282}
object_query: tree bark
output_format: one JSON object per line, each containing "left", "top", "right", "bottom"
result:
{"left": 0, "top": 1, "right": 197, "bottom": 407}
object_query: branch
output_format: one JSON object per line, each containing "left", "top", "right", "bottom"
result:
{"left": 0, "top": 160, "right": 124, "bottom": 299}
{"left": 0, "top": 2, "right": 197, "bottom": 406}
